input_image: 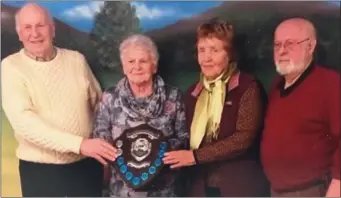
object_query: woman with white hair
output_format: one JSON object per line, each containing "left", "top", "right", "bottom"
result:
{"left": 91, "top": 34, "right": 189, "bottom": 197}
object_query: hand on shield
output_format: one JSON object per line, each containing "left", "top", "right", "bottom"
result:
{"left": 163, "top": 150, "right": 196, "bottom": 168}
{"left": 80, "top": 138, "right": 117, "bottom": 165}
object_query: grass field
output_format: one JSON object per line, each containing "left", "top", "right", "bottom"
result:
{"left": 1, "top": 112, "right": 21, "bottom": 197}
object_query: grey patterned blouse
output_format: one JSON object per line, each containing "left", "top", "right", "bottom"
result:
{"left": 92, "top": 75, "right": 189, "bottom": 197}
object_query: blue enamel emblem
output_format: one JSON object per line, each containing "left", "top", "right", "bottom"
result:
{"left": 141, "top": 172, "right": 149, "bottom": 181}
{"left": 158, "top": 150, "right": 165, "bottom": 157}
{"left": 160, "top": 142, "right": 167, "bottom": 150}
{"left": 154, "top": 158, "right": 161, "bottom": 167}
{"left": 132, "top": 177, "right": 141, "bottom": 186}
{"left": 117, "top": 157, "right": 124, "bottom": 166}
{"left": 120, "top": 165, "right": 127, "bottom": 173}
{"left": 148, "top": 166, "right": 156, "bottom": 174}
{"left": 125, "top": 172, "right": 133, "bottom": 180}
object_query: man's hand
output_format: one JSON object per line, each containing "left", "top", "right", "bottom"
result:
{"left": 163, "top": 150, "right": 196, "bottom": 168}
{"left": 80, "top": 138, "right": 117, "bottom": 165}
{"left": 326, "top": 179, "right": 340, "bottom": 197}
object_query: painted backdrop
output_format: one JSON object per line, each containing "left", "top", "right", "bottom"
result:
{"left": 1, "top": 1, "right": 340, "bottom": 196}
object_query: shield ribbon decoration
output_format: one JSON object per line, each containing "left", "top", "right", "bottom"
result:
{"left": 112, "top": 124, "right": 169, "bottom": 190}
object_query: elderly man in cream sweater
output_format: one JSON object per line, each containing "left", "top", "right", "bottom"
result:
{"left": 1, "top": 3, "right": 117, "bottom": 197}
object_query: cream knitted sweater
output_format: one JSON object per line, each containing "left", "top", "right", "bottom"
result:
{"left": 1, "top": 47, "right": 102, "bottom": 164}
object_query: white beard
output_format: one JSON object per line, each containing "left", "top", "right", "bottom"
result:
{"left": 275, "top": 60, "right": 304, "bottom": 76}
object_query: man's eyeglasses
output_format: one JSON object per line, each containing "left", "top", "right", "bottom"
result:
{"left": 274, "top": 38, "right": 310, "bottom": 52}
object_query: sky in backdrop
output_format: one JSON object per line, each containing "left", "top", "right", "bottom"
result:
{"left": 3, "top": 1, "right": 340, "bottom": 32}
{"left": 3, "top": 1, "right": 224, "bottom": 32}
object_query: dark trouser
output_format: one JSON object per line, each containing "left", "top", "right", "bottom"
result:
{"left": 19, "top": 158, "right": 103, "bottom": 197}
{"left": 205, "top": 186, "right": 222, "bottom": 197}
{"left": 271, "top": 174, "right": 331, "bottom": 197}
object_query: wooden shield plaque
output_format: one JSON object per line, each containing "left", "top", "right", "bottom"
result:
{"left": 112, "top": 124, "right": 169, "bottom": 190}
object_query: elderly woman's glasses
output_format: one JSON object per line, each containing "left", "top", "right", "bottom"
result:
{"left": 274, "top": 38, "right": 310, "bottom": 52}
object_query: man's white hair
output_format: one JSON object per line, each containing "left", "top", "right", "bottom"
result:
{"left": 15, "top": 3, "right": 54, "bottom": 33}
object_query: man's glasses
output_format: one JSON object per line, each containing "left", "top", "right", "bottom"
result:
{"left": 274, "top": 38, "right": 310, "bottom": 52}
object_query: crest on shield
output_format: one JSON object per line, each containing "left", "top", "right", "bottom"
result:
{"left": 112, "top": 124, "right": 169, "bottom": 189}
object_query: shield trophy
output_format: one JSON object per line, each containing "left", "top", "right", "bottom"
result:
{"left": 112, "top": 124, "right": 169, "bottom": 190}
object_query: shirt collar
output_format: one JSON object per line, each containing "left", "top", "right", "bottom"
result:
{"left": 277, "top": 60, "right": 315, "bottom": 97}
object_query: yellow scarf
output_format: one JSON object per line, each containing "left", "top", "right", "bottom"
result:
{"left": 190, "top": 64, "right": 237, "bottom": 149}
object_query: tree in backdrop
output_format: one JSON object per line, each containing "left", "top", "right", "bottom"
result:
{"left": 89, "top": 2, "right": 141, "bottom": 72}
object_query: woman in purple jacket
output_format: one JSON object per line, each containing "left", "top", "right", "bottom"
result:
{"left": 163, "top": 18, "right": 270, "bottom": 197}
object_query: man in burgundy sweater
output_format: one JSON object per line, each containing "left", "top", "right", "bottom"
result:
{"left": 261, "top": 18, "right": 340, "bottom": 197}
